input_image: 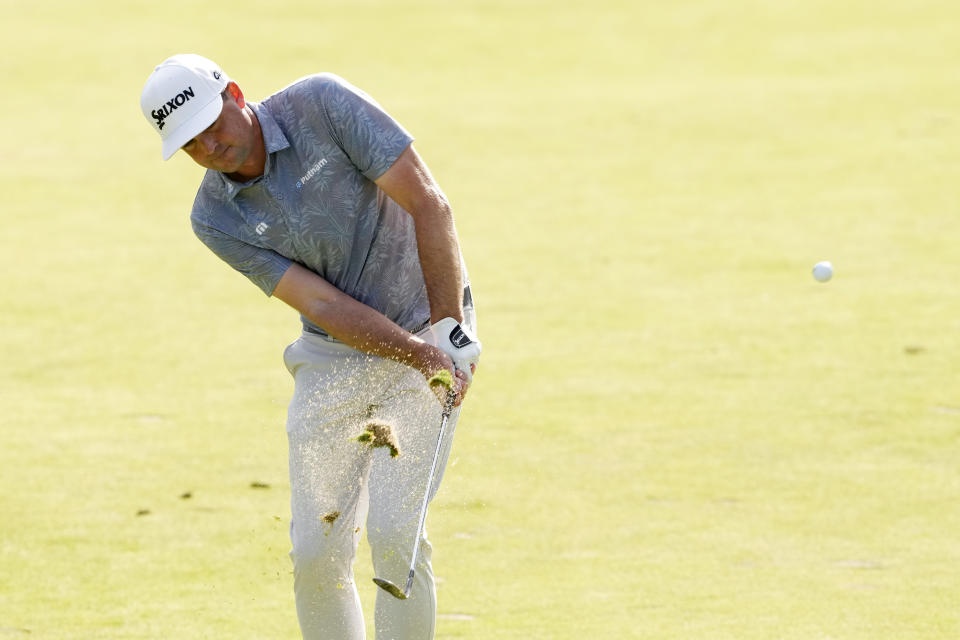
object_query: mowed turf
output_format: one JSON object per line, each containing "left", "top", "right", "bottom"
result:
{"left": 2, "top": 0, "right": 959, "bottom": 638}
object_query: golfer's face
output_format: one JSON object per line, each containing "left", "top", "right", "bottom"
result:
{"left": 181, "top": 94, "right": 251, "bottom": 173}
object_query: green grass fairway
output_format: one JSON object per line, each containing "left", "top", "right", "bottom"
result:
{"left": 3, "top": 1, "right": 959, "bottom": 638}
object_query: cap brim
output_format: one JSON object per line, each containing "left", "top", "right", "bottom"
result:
{"left": 160, "top": 96, "right": 224, "bottom": 160}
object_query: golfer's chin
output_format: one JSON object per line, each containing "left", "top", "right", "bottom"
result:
{"left": 199, "top": 147, "right": 246, "bottom": 175}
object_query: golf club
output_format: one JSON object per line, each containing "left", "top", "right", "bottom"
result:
{"left": 373, "top": 389, "right": 455, "bottom": 600}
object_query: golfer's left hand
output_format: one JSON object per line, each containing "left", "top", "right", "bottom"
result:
{"left": 430, "top": 317, "right": 481, "bottom": 383}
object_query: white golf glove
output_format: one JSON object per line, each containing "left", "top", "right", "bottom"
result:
{"left": 430, "top": 317, "right": 481, "bottom": 383}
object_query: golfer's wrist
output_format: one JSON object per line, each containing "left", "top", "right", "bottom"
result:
{"left": 411, "top": 342, "right": 453, "bottom": 379}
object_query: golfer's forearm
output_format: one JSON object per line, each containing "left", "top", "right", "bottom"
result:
{"left": 273, "top": 263, "right": 448, "bottom": 375}
{"left": 313, "top": 295, "right": 445, "bottom": 374}
{"left": 412, "top": 201, "right": 464, "bottom": 324}
{"left": 374, "top": 144, "right": 464, "bottom": 324}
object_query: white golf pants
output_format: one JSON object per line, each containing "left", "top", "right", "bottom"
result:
{"left": 282, "top": 319, "right": 472, "bottom": 640}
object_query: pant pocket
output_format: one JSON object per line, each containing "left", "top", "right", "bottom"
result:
{"left": 283, "top": 338, "right": 305, "bottom": 376}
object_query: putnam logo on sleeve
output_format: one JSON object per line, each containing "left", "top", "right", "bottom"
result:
{"left": 152, "top": 86, "right": 195, "bottom": 130}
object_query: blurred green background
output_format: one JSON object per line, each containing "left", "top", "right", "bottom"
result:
{"left": 2, "top": 0, "right": 959, "bottom": 638}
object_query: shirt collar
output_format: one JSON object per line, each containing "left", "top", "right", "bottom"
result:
{"left": 216, "top": 101, "right": 291, "bottom": 199}
{"left": 253, "top": 102, "right": 291, "bottom": 155}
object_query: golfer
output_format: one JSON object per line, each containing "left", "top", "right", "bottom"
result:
{"left": 140, "top": 54, "right": 480, "bottom": 639}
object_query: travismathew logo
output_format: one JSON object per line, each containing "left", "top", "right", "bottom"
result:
{"left": 152, "top": 86, "right": 195, "bottom": 130}
{"left": 449, "top": 324, "right": 473, "bottom": 348}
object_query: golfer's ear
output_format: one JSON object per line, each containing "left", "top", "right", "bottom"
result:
{"left": 226, "top": 82, "right": 245, "bottom": 108}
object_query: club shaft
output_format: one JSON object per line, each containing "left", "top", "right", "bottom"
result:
{"left": 404, "top": 392, "right": 454, "bottom": 595}
{"left": 406, "top": 406, "right": 451, "bottom": 586}
{"left": 374, "top": 391, "right": 455, "bottom": 599}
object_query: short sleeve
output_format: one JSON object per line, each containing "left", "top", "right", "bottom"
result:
{"left": 312, "top": 74, "right": 414, "bottom": 181}
{"left": 191, "top": 219, "right": 293, "bottom": 296}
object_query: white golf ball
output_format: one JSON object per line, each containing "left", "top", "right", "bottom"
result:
{"left": 812, "top": 261, "right": 834, "bottom": 282}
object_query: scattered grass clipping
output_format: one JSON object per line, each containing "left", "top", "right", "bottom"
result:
{"left": 355, "top": 422, "right": 400, "bottom": 458}
{"left": 428, "top": 369, "right": 454, "bottom": 390}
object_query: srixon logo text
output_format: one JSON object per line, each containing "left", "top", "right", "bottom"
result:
{"left": 152, "top": 86, "right": 195, "bottom": 130}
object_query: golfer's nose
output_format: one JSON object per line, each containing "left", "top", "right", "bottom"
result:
{"left": 195, "top": 131, "right": 217, "bottom": 154}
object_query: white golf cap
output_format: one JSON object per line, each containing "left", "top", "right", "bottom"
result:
{"left": 140, "top": 54, "right": 230, "bottom": 160}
